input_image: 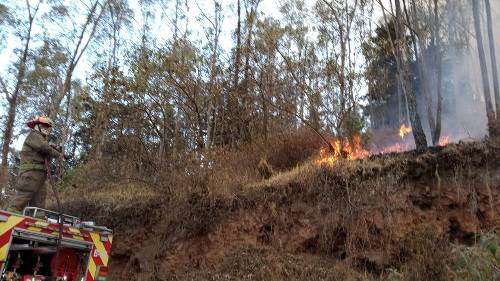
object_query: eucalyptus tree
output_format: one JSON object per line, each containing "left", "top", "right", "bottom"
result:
{"left": 378, "top": 0, "right": 428, "bottom": 149}
{"left": 485, "top": 0, "right": 500, "bottom": 119}
{"left": 91, "top": 0, "right": 133, "bottom": 158}
{"left": 398, "top": 0, "right": 443, "bottom": 145}
{"left": 0, "top": 0, "right": 41, "bottom": 189}
{"left": 280, "top": 0, "right": 320, "bottom": 129}
{"left": 315, "top": 0, "right": 369, "bottom": 141}
{"left": 197, "top": 0, "right": 223, "bottom": 148}
{"left": 46, "top": 0, "right": 110, "bottom": 123}
{"left": 472, "top": 0, "right": 497, "bottom": 135}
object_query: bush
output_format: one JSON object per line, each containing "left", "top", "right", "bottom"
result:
{"left": 397, "top": 225, "right": 452, "bottom": 281}
{"left": 266, "top": 127, "right": 323, "bottom": 171}
{"left": 451, "top": 232, "right": 500, "bottom": 281}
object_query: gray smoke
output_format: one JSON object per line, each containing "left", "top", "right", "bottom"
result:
{"left": 429, "top": 0, "right": 499, "bottom": 143}
{"left": 371, "top": 0, "right": 499, "bottom": 153}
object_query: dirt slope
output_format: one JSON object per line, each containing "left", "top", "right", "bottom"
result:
{"left": 58, "top": 140, "right": 500, "bottom": 280}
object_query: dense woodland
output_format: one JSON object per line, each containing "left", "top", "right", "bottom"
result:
{"left": 0, "top": 0, "right": 499, "bottom": 192}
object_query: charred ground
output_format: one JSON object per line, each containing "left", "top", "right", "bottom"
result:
{"left": 54, "top": 139, "right": 500, "bottom": 280}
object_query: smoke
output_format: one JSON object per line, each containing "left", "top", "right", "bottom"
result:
{"left": 370, "top": 0, "right": 500, "bottom": 151}
{"left": 425, "top": 0, "right": 500, "bottom": 143}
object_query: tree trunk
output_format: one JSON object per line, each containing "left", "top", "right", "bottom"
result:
{"left": 49, "top": 0, "right": 105, "bottom": 121}
{"left": 433, "top": 0, "right": 443, "bottom": 145}
{"left": 241, "top": 3, "right": 258, "bottom": 142}
{"left": 472, "top": 0, "right": 496, "bottom": 134}
{"left": 417, "top": 38, "right": 436, "bottom": 143}
{"left": 225, "top": 0, "right": 242, "bottom": 146}
{"left": 403, "top": 0, "right": 435, "bottom": 143}
{"left": 485, "top": 0, "right": 500, "bottom": 118}
{"left": 0, "top": 2, "right": 38, "bottom": 187}
{"left": 0, "top": 98, "right": 18, "bottom": 188}
{"left": 393, "top": 0, "right": 428, "bottom": 149}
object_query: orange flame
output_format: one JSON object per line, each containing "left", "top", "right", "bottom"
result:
{"left": 399, "top": 124, "right": 412, "bottom": 139}
{"left": 316, "top": 128, "right": 453, "bottom": 166}
{"left": 317, "top": 136, "right": 369, "bottom": 166}
{"left": 439, "top": 135, "right": 450, "bottom": 146}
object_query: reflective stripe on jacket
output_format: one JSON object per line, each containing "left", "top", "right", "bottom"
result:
{"left": 19, "top": 163, "right": 47, "bottom": 173}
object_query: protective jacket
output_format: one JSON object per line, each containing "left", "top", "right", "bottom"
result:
{"left": 9, "top": 130, "right": 62, "bottom": 212}
{"left": 19, "top": 130, "right": 62, "bottom": 172}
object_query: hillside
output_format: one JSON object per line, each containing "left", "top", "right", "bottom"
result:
{"left": 55, "top": 139, "right": 500, "bottom": 281}
{"left": 3, "top": 1, "right": 500, "bottom": 280}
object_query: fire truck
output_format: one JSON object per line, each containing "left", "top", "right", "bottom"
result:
{"left": 0, "top": 207, "right": 112, "bottom": 281}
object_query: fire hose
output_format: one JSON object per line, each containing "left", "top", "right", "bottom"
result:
{"left": 44, "top": 156, "right": 64, "bottom": 270}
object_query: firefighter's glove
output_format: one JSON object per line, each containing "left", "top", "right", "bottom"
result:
{"left": 50, "top": 144, "right": 63, "bottom": 152}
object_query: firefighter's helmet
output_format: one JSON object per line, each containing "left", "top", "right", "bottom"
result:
{"left": 27, "top": 116, "right": 54, "bottom": 129}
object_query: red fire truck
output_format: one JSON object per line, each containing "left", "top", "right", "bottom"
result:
{"left": 0, "top": 207, "right": 112, "bottom": 281}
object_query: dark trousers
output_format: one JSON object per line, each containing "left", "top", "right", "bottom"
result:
{"left": 10, "top": 170, "right": 47, "bottom": 212}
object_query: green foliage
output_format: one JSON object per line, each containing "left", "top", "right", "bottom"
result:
{"left": 20, "top": 40, "right": 68, "bottom": 115}
{"left": 340, "top": 110, "right": 366, "bottom": 141}
{"left": 387, "top": 232, "right": 500, "bottom": 281}
{"left": 0, "top": 3, "right": 8, "bottom": 25}
{"left": 452, "top": 232, "right": 500, "bottom": 281}
{"left": 57, "top": 165, "right": 82, "bottom": 190}
{"left": 362, "top": 21, "right": 398, "bottom": 103}
{"left": 0, "top": 3, "right": 10, "bottom": 49}
{"left": 47, "top": 4, "right": 69, "bottom": 18}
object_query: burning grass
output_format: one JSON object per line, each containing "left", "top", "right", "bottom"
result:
{"left": 316, "top": 124, "right": 459, "bottom": 166}
{"left": 316, "top": 136, "right": 369, "bottom": 166}
{"left": 399, "top": 124, "right": 412, "bottom": 139}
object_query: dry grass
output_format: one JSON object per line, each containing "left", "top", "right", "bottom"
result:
{"left": 165, "top": 245, "right": 375, "bottom": 281}
{"left": 396, "top": 225, "right": 453, "bottom": 281}
{"left": 51, "top": 182, "right": 164, "bottom": 229}
{"left": 53, "top": 139, "right": 500, "bottom": 280}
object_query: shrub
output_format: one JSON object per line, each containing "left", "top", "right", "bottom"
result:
{"left": 451, "top": 232, "right": 500, "bottom": 281}
{"left": 397, "top": 225, "right": 452, "bottom": 281}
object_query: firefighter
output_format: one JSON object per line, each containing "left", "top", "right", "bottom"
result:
{"left": 7, "top": 116, "right": 64, "bottom": 213}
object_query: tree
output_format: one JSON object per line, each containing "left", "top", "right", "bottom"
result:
{"left": 198, "top": 0, "right": 223, "bottom": 148}
{"left": 0, "top": 0, "right": 41, "bottom": 188}
{"left": 47, "top": 0, "right": 109, "bottom": 123}
{"left": 92, "top": 0, "right": 133, "bottom": 158}
{"left": 317, "top": 0, "right": 367, "bottom": 141}
{"left": 363, "top": 20, "right": 401, "bottom": 129}
{"left": 472, "top": 0, "right": 497, "bottom": 135}
{"left": 402, "top": 0, "right": 443, "bottom": 145}
{"left": 378, "top": 0, "right": 428, "bottom": 150}
{"left": 431, "top": 0, "right": 443, "bottom": 145}
{"left": 484, "top": 0, "right": 500, "bottom": 118}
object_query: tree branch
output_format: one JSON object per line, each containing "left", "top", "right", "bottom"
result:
{"left": 194, "top": 0, "right": 216, "bottom": 30}
{"left": 0, "top": 77, "right": 9, "bottom": 101}
{"left": 376, "top": 0, "right": 420, "bottom": 40}
{"left": 74, "top": 0, "right": 108, "bottom": 67}
{"left": 252, "top": 34, "right": 335, "bottom": 153}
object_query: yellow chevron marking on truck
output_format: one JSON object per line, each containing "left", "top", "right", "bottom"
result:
{"left": 90, "top": 232, "right": 109, "bottom": 265}
{"left": 0, "top": 216, "right": 24, "bottom": 260}
{"left": 33, "top": 221, "right": 49, "bottom": 227}
{"left": 0, "top": 216, "right": 24, "bottom": 235}
{"left": 73, "top": 235, "right": 85, "bottom": 241}
{"left": 0, "top": 243, "right": 11, "bottom": 261}
{"left": 69, "top": 227, "right": 81, "bottom": 234}
{"left": 88, "top": 254, "right": 97, "bottom": 279}
{"left": 27, "top": 226, "right": 43, "bottom": 232}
